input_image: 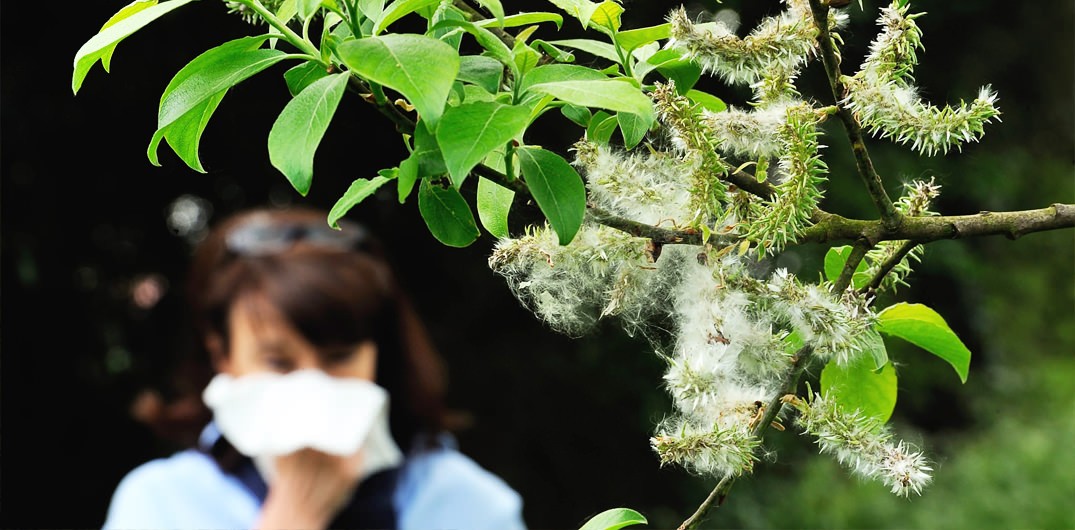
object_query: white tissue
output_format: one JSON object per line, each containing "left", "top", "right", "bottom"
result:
{"left": 202, "top": 369, "right": 403, "bottom": 483}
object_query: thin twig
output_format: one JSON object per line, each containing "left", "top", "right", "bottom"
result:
{"left": 833, "top": 240, "right": 871, "bottom": 292}
{"left": 860, "top": 240, "right": 918, "bottom": 294}
{"left": 807, "top": 0, "right": 901, "bottom": 230}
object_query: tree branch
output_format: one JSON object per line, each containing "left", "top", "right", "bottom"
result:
{"left": 808, "top": 0, "right": 901, "bottom": 230}
{"left": 834, "top": 240, "right": 871, "bottom": 292}
{"left": 802, "top": 204, "right": 1075, "bottom": 244}
{"left": 860, "top": 239, "right": 918, "bottom": 294}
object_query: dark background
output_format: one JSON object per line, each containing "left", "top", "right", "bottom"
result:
{"left": 2, "top": 1, "right": 1072, "bottom": 528}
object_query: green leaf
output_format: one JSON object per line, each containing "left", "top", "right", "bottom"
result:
{"left": 429, "top": 19, "right": 516, "bottom": 79}
{"left": 146, "top": 91, "right": 225, "bottom": 171}
{"left": 635, "top": 49, "right": 700, "bottom": 91}
{"left": 477, "top": 177, "right": 514, "bottom": 238}
{"left": 458, "top": 55, "right": 504, "bottom": 94}
{"left": 72, "top": 0, "right": 196, "bottom": 94}
{"left": 547, "top": 0, "right": 600, "bottom": 29}
{"left": 436, "top": 101, "right": 530, "bottom": 188}
{"left": 358, "top": 0, "right": 386, "bottom": 21}
{"left": 397, "top": 156, "right": 419, "bottom": 203}
{"left": 476, "top": 12, "right": 563, "bottom": 30}
{"left": 512, "top": 42, "right": 542, "bottom": 76}
{"left": 527, "top": 79, "right": 654, "bottom": 124}
{"left": 530, "top": 39, "right": 575, "bottom": 63}
{"left": 412, "top": 121, "right": 447, "bottom": 177}
{"left": 337, "top": 34, "right": 460, "bottom": 127}
{"left": 516, "top": 147, "right": 586, "bottom": 245}
{"left": 616, "top": 112, "right": 649, "bottom": 149}
{"left": 148, "top": 36, "right": 288, "bottom": 167}
{"left": 876, "top": 303, "right": 972, "bottom": 383}
{"left": 588, "top": 1, "right": 623, "bottom": 33}
{"left": 615, "top": 23, "right": 671, "bottom": 53}
{"left": 156, "top": 36, "right": 287, "bottom": 132}
{"left": 548, "top": 39, "right": 619, "bottom": 63}
{"left": 475, "top": 0, "right": 504, "bottom": 25}
{"left": 587, "top": 111, "right": 617, "bottom": 144}
{"left": 519, "top": 64, "right": 608, "bottom": 94}
{"left": 283, "top": 61, "right": 330, "bottom": 97}
{"left": 685, "top": 89, "right": 727, "bottom": 113}
{"left": 418, "top": 178, "right": 480, "bottom": 247}
{"left": 823, "top": 245, "right": 870, "bottom": 289}
{"left": 561, "top": 104, "right": 592, "bottom": 127}
{"left": 373, "top": 0, "right": 441, "bottom": 34}
{"left": 298, "top": 0, "right": 321, "bottom": 19}
{"left": 268, "top": 72, "right": 349, "bottom": 196}
{"left": 328, "top": 173, "right": 392, "bottom": 228}
{"left": 822, "top": 355, "right": 898, "bottom": 424}
{"left": 578, "top": 507, "right": 648, "bottom": 530}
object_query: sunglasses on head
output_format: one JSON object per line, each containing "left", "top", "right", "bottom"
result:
{"left": 224, "top": 213, "right": 371, "bottom": 257}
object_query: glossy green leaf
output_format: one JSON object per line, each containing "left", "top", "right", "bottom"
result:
{"left": 458, "top": 55, "right": 504, "bottom": 94}
{"left": 587, "top": 111, "right": 617, "bottom": 144}
{"left": 477, "top": 177, "right": 514, "bottom": 238}
{"left": 876, "top": 303, "right": 972, "bottom": 383}
{"left": 578, "top": 507, "right": 648, "bottom": 530}
{"left": 462, "top": 84, "right": 496, "bottom": 103}
{"left": 418, "top": 178, "right": 480, "bottom": 247}
{"left": 822, "top": 355, "right": 898, "bottom": 424}
{"left": 517, "top": 147, "right": 586, "bottom": 245}
{"left": 436, "top": 101, "right": 530, "bottom": 187}
{"left": 823, "top": 245, "right": 870, "bottom": 289}
{"left": 527, "top": 79, "right": 654, "bottom": 124}
{"left": 617, "top": 112, "right": 649, "bottom": 150}
{"left": 588, "top": 1, "right": 623, "bottom": 33}
{"left": 72, "top": 0, "right": 195, "bottom": 94}
{"left": 685, "top": 89, "right": 727, "bottom": 113}
{"left": 475, "top": 12, "right": 563, "bottom": 30}
{"left": 148, "top": 36, "right": 287, "bottom": 167}
{"left": 519, "top": 64, "right": 608, "bottom": 94}
{"left": 373, "top": 0, "right": 441, "bottom": 34}
{"left": 283, "top": 61, "right": 330, "bottom": 96}
{"left": 156, "top": 36, "right": 287, "bottom": 132}
{"left": 616, "top": 23, "right": 671, "bottom": 53}
{"left": 268, "top": 72, "right": 349, "bottom": 196}
{"left": 328, "top": 173, "right": 393, "bottom": 228}
{"left": 146, "top": 91, "right": 225, "bottom": 171}
{"left": 337, "top": 34, "right": 459, "bottom": 127}
{"left": 548, "top": 39, "right": 619, "bottom": 63}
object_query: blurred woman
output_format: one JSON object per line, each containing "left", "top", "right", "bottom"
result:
{"left": 103, "top": 206, "right": 525, "bottom": 530}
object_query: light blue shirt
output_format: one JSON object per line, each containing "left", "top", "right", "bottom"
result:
{"left": 103, "top": 425, "right": 525, "bottom": 530}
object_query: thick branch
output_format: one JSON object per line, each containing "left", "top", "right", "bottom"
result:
{"left": 808, "top": 0, "right": 901, "bottom": 230}
{"left": 801, "top": 204, "right": 1075, "bottom": 244}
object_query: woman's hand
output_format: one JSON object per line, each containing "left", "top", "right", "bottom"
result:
{"left": 256, "top": 448, "right": 365, "bottom": 530}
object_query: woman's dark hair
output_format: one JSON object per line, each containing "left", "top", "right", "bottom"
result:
{"left": 136, "top": 206, "right": 448, "bottom": 457}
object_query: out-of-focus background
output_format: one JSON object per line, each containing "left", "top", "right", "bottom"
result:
{"left": 2, "top": 1, "right": 1072, "bottom": 528}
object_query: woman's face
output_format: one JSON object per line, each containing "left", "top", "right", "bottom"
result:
{"left": 212, "top": 296, "right": 377, "bottom": 380}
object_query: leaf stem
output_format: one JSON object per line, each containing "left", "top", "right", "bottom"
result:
{"left": 234, "top": 0, "right": 321, "bottom": 59}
